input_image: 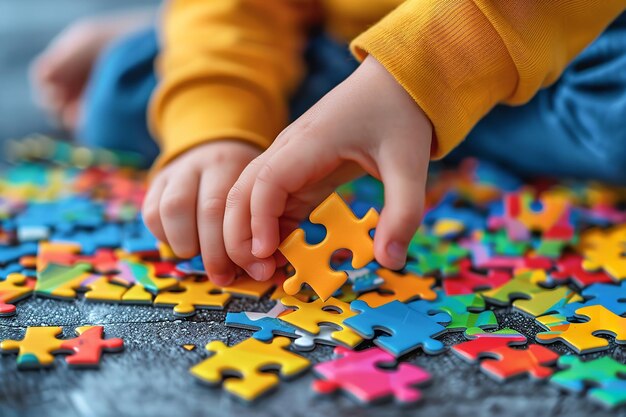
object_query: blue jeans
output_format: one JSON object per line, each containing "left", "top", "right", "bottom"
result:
{"left": 80, "top": 15, "right": 626, "bottom": 183}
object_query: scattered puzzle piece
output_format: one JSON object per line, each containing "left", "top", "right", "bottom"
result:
{"left": 452, "top": 329, "right": 559, "bottom": 380}
{"left": 0, "top": 273, "right": 34, "bottom": 316}
{"left": 1, "top": 326, "right": 65, "bottom": 369}
{"left": 409, "top": 291, "right": 498, "bottom": 334}
{"left": 313, "top": 346, "right": 431, "bottom": 405}
{"left": 279, "top": 193, "right": 378, "bottom": 301}
{"left": 357, "top": 269, "right": 436, "bottom": 307}
{"left": 536, "top": 305, "right": 626, "bottom": 353}
{"left": 154, "top": 277, "right": 231, "bottom": 317}
{"left": 345, "top": 300, "right": 450, "bottom": 357}
{"left": 60, "top": 326, "right": 123, "bottom": 367}
{"left": 189, "top": 337, "right": 310, "bottom": 401}
{"left": 550, "top": 356, "right": 626, "bottom": 409}
{"left": 579, "top": 225, "right": 626, "bottom": 280}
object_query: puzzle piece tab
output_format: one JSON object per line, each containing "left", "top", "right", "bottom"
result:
{"left": 279, "top": 193, "right": 378, "bottom": 301}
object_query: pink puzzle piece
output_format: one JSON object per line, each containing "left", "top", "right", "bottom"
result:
{"left": 312, "top": 346, "right": 430, "bottom": 404}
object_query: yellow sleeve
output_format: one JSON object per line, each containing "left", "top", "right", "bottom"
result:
{"left": 351, "top": 0, "right": 626, "bottom": 159}
{"left": 149, "top": 0, "right": 308, "bottom": 170}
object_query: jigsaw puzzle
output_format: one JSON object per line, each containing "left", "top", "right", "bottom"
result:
{"left": 3, "top": 136, "right": 626, "bottom": 410}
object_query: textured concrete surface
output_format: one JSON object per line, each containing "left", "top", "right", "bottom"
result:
{"left": 1, "top": 296, "right": 625, "bottom": 417}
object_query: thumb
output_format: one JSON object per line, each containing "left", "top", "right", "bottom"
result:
{"left": 374, "top": 142, "right": 429, "bottom": 270}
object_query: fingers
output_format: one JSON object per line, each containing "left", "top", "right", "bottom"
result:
{"left": 142, "top": 175, "right": 167, "bottom": 243}
{"left": 374, "top": 144, "right": 429, "bottom": 270}
{"left": 224, "top": 158, "right": 277, "bottom": 281}
{"left": 158, "top": 170, "right": 200, "bottom": 258}
{"left": 249, "top": 140, "right": 340, "bottom": 258}
{"left": 196, "top": 170, "right": 237, "bottom": 285}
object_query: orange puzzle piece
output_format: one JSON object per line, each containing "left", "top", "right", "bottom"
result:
{"left": 358, "top": 269, "right": 437, "bottom": 308}
{"left": 279, "top": 193, "right": 378, "bottom": 301}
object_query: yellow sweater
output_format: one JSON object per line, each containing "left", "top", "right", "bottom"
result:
{"left": 149, "top": 0, "right": 626, "bottom": 170}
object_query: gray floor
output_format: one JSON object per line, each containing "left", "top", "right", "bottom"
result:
{"left": 1, "top": 294, "right": 625, "bottom": 417}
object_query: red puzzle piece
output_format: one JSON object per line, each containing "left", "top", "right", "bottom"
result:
{"left": 550, "top": 254, "right": 613, "bottom": 288}
{"left": 443, "top": 259, "right": 511, "bottom": 295}
{"left": 60, "top": 326, "right": 124, "bottom": 367}
{"left": 452, "top": 330, "right": 559, "bottom": 380}
{"left": 313, "top": 346, "right": 430, "bottom": 404}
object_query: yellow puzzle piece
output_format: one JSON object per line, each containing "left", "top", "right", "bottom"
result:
{"left": 280, "top": 296, "right": 362, "bottom": 347}
{"left": 84, "top": 277, "right": 130, "bottom": 302}
{"left": 358, "top": 269, "right": 437, "bottom": 308}
{"left": 579, "top": 225, "right": 626, "bottom": 281}
{"left": 0, "top": 326, "right": 66, "bottom": 369}
{"left": 0, "top": 273, "right": 34, "bottom": 316}
{"left": 154, "top": 277, "right": 231, "bottom": 317}
{"left": 535, "top": 305, "right": 626, "bottom": 353}
{"left": 279, "top": 192, "right": 378, "bottom": 301}
{"left": 189, "top": 337, "right": 309, "bottom": 401}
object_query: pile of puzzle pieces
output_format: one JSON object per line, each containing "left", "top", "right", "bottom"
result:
{"left": 1, "top": 137, "right": 626, "bottom": 408}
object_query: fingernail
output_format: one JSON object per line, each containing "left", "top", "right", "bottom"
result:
{"left": 386, "top": 241, "right": 406, "bottom": 266}
{"left": 251, "top": 238, "right": 262, "bottom": 257}
{"left": 248, "top": 262, "right": 266, "bottom": 280}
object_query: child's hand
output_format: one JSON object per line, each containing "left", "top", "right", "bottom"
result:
{"left": 142, "top": 141, "right": 261, "bottom": 285}
{"left": 223, "top": 55, "right": 433, "bottom": 281}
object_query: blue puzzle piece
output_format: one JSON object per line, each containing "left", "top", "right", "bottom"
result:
{"left": 0, "top": 262, "right": 27, "bottom": 279}
{"left": 225, "top": 312, "right": 298, "bottom": 341}
{"left": 176, "top": 255, "right": 205, "bottom": 275}
{"left": 345, "top": 300, "right": 450, "bottom": 357}
{"left": 556, "top": 282, "right": 626, "bottom": 318}
{"left": 16, "top": 197, "right": 104, "bottom": 235}
{"left": 52, "top": 223, "right": 122, "bottom": 255}
{"left": 0, "top": 242, "right": 37, "bottom": 266}
{"left": 122, "top": 216, "right": 158, "bottom": 253}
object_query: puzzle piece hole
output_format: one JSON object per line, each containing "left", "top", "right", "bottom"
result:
{"left": 321, "top": 306, "right": 343, "bottom": 315}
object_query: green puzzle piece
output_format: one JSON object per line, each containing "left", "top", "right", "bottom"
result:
{"left": 409, "top": 291, "right": 498, "bottom": 335}
{"left": 551, "top": 356, "right": 626, "bottom": 408}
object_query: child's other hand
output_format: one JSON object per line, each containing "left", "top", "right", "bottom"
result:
{"left": 142, "top": 141, "right": 261, "bottom": 286}
{"left": 224, "top": 55, "right": 433, "bottom": 281}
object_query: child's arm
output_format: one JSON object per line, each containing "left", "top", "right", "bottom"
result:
{"left": 149, "top": 0, "right": 310, "bottom": 171}
{"left": 223, "top": 0, "right": 626, "bottom": 280}
{"left": 143, "top": 0, "right": 311, "bottom": 284}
